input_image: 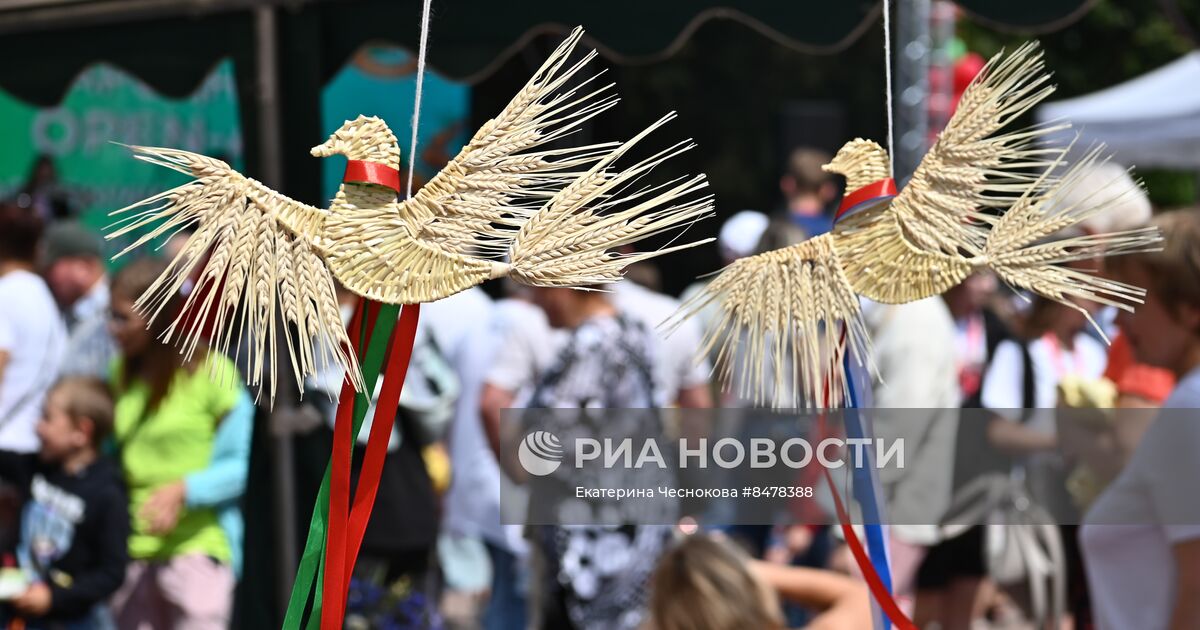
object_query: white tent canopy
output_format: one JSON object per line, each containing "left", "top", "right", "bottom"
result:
{"left": 1038, "top": 51, "right": 1200, "bottom": 170}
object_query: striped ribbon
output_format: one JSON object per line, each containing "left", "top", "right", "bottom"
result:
{"left": 283, "top": 300, "right": 419, "bottom": 629}
{"left": 818, "top": 325, "right": 916, "bottom": 630}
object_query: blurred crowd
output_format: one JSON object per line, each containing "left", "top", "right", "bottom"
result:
{"left": 0, "top": 148, "right": 1196, "bottom": 630}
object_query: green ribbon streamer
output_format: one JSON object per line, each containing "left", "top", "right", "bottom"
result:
{"left": 283, "top": 301, "right": 402, "bottom": 629}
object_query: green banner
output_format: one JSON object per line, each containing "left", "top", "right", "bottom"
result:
{"left": 0, "top": 60, "right": 242, "bottom": 243}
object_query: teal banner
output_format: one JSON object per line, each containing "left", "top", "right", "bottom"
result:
{"left": 0, "top": 60, "right": 242, "bottom": 240}
{"left": 321, "top": 46, "right": 470, "bottom": 202}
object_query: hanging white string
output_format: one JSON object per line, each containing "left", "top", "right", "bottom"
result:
{"left": 405, "top": 0, "right": 434, "bottom": 200}
{"left": 882, "top": 0, "right": 895, "bottom": 177}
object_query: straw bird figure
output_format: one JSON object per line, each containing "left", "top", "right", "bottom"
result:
{"left": 108, "top": 28, "right": 712, "bottom": 402}
{"left": 672, "top": 43, "right": 1161, "bottom": 409}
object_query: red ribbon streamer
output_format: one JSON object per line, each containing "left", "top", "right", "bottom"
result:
{"left": 835, "top": 178, "right": 897, "bottom": 223}
{"left": 342, "top": 305, "right": 422, "bottom": 588}
{"left": 322, "top": 299, "right": 382, "bottom": 630}
{"left": 818, "top": 326, "right": 917, "bottom": 630}
{"left": 344, "top": 160, "right": 402, "bottom": 192}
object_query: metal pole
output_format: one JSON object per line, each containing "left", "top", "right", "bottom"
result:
{"left": 893, "top": 0, "right": 932, "bottom": 184}
{"left": 255, "top": 5, "right": 285, "bottom": 190}
{"left": 927, "top": 1, "right": 957, "bottom": 136}
{"left": 254, "top": 4, "right": 298, "bottom": 617}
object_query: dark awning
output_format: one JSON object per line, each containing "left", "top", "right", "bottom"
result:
{"left": 0, "top": 0, "right": 1098, "bottom": 218}
{"left": 0, "top": 0, "right": 1095, "bottom": 105}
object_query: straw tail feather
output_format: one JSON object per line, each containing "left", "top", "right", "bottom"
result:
{"left": 886, "top": 41, "right": 1069, "bottom": 257}
{"left": 980, "top": 149, "right": 1163, "bottom": 336}
{"left": 105, "top": 145, "right": 363, "bottom": 402}
{"left": 411, "top": 26, "right": 624, "bottom": 257}
{"left": 506, "top": 113, "right": 715, "bottom": 287}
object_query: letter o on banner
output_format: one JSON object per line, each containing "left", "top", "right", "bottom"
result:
{"left": 32, "top": 109, "right": 77, "bottom": 156}
{"left": 781, "top": 438, "right": 813, "bottom": 468}
{"left": 712, "top": 437, "right": 745, "bottom": 468}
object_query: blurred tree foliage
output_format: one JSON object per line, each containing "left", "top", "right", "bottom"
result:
{"left": 961, "top": 0, "right": 1200, "bottom": 208}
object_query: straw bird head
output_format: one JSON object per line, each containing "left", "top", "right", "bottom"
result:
{"left": 311, "top": 115, "right": 401, "bottom": 171}
{"left": 823, "top": 139, "right": 891, "bottom": 191}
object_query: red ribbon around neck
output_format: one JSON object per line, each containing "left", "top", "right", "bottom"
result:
{"left": 835, "top": 178, "right": 898, "bottom": 224}
{"left": 344, "top": 160, "right": 401, "bottom": 192}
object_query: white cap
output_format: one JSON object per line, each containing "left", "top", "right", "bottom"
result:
{"left": 718, "top": 210, "right": 769, "bottom": 261}
{"left": 1057, "top": 161, "right": 1151, "bottom": 234}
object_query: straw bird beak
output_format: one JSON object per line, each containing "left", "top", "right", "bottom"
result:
{"left": 310, "top": 140, "right": 336, "bottom": 158}
{"left": 822, "top": 152, "right": 846, "bottom": 175}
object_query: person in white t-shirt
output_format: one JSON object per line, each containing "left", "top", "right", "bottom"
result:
{"left": 1081, "top": 209, "right": 1200, "bottom": 630}
{"left": 445, "top": 296, "right": 543, "bottom": 630}
{"left": 857, "top": 297, "right": 960, "bottom": 614}
{"left": 480, "top": 290, "right": 566, "bottom": 436}
{"left": 679, "top": 210, "right": 769, "bottom": 371}
{"left": 980, "top": 293, "right": 1107, "bottom": 623}
{"left": 0, "top": 205, "right": 66, "bottom": 454}
{"left": 982, "top": 296, "right": 1107, "bottom": 448}
{"left": 611, "top": 280, "right": 712, "bottom": 408}
{"left": 419, "top": 286, "right": 494, "bottom": 360}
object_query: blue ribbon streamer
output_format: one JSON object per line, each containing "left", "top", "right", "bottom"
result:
{"left": 843, "top": 350, "right": 893, "bottom": 630}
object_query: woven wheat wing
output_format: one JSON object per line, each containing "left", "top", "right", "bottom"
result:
{"left": 671, "top": 42, "right": 1162, "bottom": 409}
{"left": 108, "top": 27, "right": 713, "bottom": 403}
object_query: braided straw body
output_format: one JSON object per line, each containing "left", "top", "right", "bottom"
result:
{"left": 323, "top": 181, "right": 505, "bottom": 304}
{"left": 834, "top": 213, "right": 973, "bottom": 304}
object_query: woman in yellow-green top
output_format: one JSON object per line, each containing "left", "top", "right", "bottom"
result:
{"left": 105, "top": 258, "right": 251, "bottom": 630}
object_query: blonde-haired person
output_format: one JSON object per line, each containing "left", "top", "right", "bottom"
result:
{"left": 1081, "top": 208, "right": 1200, "bottom": 630}
{"left": 0, "top": 376, "right": 128, "bottom": 628}
{"left": 649, "top": 534, "right": 869, "bottom": 630}
{"left": 982, "top": 294, "right": 1107, "bottom": 484}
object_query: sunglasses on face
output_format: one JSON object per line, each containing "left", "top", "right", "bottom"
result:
{"left": 108, "top": 308, "right": 134, "bottom": 325}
